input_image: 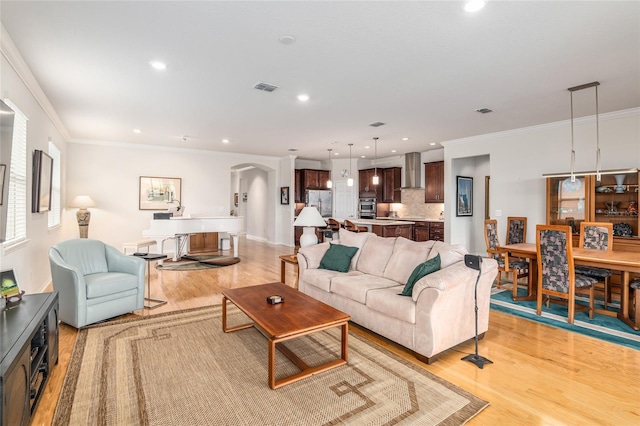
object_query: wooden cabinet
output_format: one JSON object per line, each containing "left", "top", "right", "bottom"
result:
{"left": 546, "top": 171, "right": 639, "bottom": 250}
{"left": 294, "top": 169, "right": 302, "bottom": 203}
{"left": 372, "top": 224, "right": 413, "bottom": 239}
{"left": 429, "top": 221, "right": 444, "bottom": 241}
{"left": 358, "top": 169, "right": 382, "bottom": 199}
{"left": 413, "top": 221, "right": 444, "bottom": 242}
{"left": 189, "top": 232, "right": 219, "bottom": 253}
{"left": 318, "top": 170, "right": 330, "bottom": 189}
{"left": 414, "top": 222, "right": 430, "bottom": 242}
{"left": 382, "top": 167, "right": 402, "bottom": 203}
{"left": 425, "top": 161, "right": 444, "bottom": 203}
{"left": 1, "top": 292, "right": 59, "bottom": 426}
{"left": 295, "top": 169, "right": 331, "bottom": 203}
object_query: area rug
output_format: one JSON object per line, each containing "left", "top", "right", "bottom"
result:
{"left": 156, "top": 254, "right": 240, "bottom": 271}
{"left": 491, "top": 288, "right": 640, "bottom": 350}
{"left": 53, "top": 305, "right": 488, "bottom": 425}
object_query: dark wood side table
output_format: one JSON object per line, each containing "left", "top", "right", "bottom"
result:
{"left": 279, "top": 254, "right": 299, "bottom": 288}
{"left": 133, "top": 253, "right": 168, "bottom": 309}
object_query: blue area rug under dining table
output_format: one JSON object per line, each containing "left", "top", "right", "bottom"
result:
{"left": 490, "top": 287, "right": 640, "bottom": 350}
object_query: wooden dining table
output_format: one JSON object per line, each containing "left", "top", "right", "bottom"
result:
{"left": 500, "top": 242, "right": 640, "bottom": 330}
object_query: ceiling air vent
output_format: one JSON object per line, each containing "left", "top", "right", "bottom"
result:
{"left": 476, "top": 108, "right": 493, "bottom": 114}
{"left": 369, "top": 121, "right": 385, "bottom": 127}
{"left": 254, "top": 81, "right": 279, "bottom": 92}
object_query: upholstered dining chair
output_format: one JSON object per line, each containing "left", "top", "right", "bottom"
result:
{"left": 536, "top": 224, "right": 596, "bottom": 324}
{"left": 484, "top": 219, "right": 528, "bottom": 298}
{"left": 630, "top": 277, "right": 640, "bottom": 329}
{"left": 506, "top": 216, "right": 527, "bottom": 245}
{"left": 49, "top": 239, "right": 145, "bottom": 328}
{"left": 343, "top": 220, "right": 368, "bottom": 233}
{"left": 576, "top": 222, "right": 614, "bottom": 308}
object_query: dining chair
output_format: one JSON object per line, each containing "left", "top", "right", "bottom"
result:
{"left": 327, "top": 218, "right": 341, "bottom": 239}
{"left": 536, "top": 224, "right": 596, "bottom": 324}
{"left": 631, "top": 277, "right": 640, "bottom": 329}
{"left": 484, "top": 219, "right": 528, "bottom": 298}
{"left": 344, "top": 219, "right": 368, "bottom": 233}
{"left": 576, "top": 222, "right": 614, "bottom": 308}
{"left": 506, "top": 216, "right": 527, "bottom": 245}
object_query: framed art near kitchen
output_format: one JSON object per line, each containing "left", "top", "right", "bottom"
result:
{"left": 139, "top": 176, "right": 181, "bottom": 210}
{"left": 280, "top": 187, "right": 290, "bottom": 205}
{"left": 456, "top": 176, "right": 473, "bottom": 217}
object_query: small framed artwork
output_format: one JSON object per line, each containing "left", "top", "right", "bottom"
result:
{"left": 139, "top": 176, "right": 182, "bottom": 210}
{"left": 234, "top": 193, "right": 239, "bottom": 207}
{"left": 32, "top": 150, "right": 53, "bottom": 213}
{"left": 1, "top": 269, "right": 24, "bottom": 305}
{"left": 456, "top": 176, "right": 473, "bottom": 217}
{"left": 0, "top": 164, "right": 5, "bottom": 206}
{"left": 280, "top": 187, "right": 290, "bottom": 205}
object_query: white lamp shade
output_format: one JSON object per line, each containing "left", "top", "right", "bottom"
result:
{"left": 293, "top": 207, "right": 327, "bottom": 227}
{"left": 69, "top": 195, "right": 96, "bottom": 209}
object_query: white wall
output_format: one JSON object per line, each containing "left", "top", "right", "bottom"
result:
{"left": 0, "top": 54, "right": 69, "bottom": 293}
{"left": 443, "top": 108, "right": 640, "bottom": 252}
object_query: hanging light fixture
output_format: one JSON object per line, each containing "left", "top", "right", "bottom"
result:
{"left": 372, "top": 137, "right": 379, "bottom": 185}
{"left": 326, "top": 148, "right": 333, "bottom": 189}
{"left": 568, "top": 81, "right": 601, "bottom": 182}
{"left": 347, "top": 143, "right": 354, "bottom": 187}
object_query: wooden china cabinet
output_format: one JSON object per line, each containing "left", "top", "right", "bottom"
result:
{"left": 545, "top": 170, "right": 640, "bottom": 251}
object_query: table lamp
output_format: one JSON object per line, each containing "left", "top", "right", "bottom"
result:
{"left": 69, "top": 195, "right": 96, "bottom": 238}
{"left": 293, "top": 207, "right": 327, "bottom": 248}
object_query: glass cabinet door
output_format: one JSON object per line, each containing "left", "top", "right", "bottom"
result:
{"left": 546, "top": 176, "right": 591, "bottom": 230}
{"left": 593, "top": 172, "right": 639, "bottom": 238}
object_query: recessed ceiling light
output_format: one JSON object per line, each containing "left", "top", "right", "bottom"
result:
{"left": 464, "top": 0, "right": 486, "bottom": 12}
{"left": 149, "top": 60, "right": 167, "bottom": 71}
{"left": 297, "top": 94, "right": 310, "bottom": 102}
{"left": 402, "top": 137, "right": 409, "bottom": 141}
{"left": 361, "top": 155, "right": 366, "bottom": 158}
{"left": 222, "top": 139, "right": 230, "bottom": 144}
{"left": 391, "top": 150, "right": 397, "bottom": 153}
{"left": 429, "top": 142, "right": 437, "bottom": 146}
{"left": 279, "top": 35, "right": 296, "bottom": 45}
{"left": 364, "top": 146, "right": 370, "bottom": 149}
{"left": 133, "top": 128, "right": 142, "bottom": 134}
{"left": 334, "top": 152, "right": 339, "bottom": 156}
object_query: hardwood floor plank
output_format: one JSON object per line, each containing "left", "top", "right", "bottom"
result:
{"left": 31, "top": 237, "right": 639, "bottom": 425}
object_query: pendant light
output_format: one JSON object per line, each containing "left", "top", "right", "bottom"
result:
{"left": 372, "top": 137, "right": 379, "bottom": 185}
{"left": 347, "top": 143, "right": 354, "bottom": 187}
{"left": 568, "top": 81, "right": 601, "bottom": 182}
{"left": 326, "top": 148, "right": 333, "bottom": 189}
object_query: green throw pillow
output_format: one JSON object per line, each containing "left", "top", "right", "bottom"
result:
{"left": 319, "top": 244, "right": 359, "bottom": 273}
{"left": 400, "top": 254, "right": 441, "bottom": 296}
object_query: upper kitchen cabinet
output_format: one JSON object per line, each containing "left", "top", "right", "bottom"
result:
{"left": 382, "top": 167, "right": 402, "bottom": 203}
{"left": 295, "top": 169, "right": 331, "bottom": 203}
{"left": 425, "top": 161, "right": 444, "bottom": 203}
{"left": 359, "top": 168, "right": 383, "bottom": 200}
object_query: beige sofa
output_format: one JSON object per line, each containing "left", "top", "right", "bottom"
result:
{"left": 297, "top": 229, "right": 498, "bottom": 364}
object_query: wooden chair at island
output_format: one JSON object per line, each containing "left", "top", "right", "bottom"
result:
{"left": 344, "top": 219, "right": 368, "bottom": 233}
{"left": 484, "top": 219, "right": 529, "bottom": 298}
{"left": 535, "top": 224, "right": 596, "bottom": 324}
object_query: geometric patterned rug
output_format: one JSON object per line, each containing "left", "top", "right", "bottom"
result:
{"left": 53, "top": 305, "right": 488, "bottom": 425}
{"left": 156, "top": 254, "right": 240, "bottom": 271}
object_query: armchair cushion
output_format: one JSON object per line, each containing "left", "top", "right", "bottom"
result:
{"left": 85, "top": 272, "right": 141, "bottom": 299}
{"left": 53, "top": 239, "right": 109, "bottom": 275}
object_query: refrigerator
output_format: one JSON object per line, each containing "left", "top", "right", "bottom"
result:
{"left": 306, "top": 190, "right": 333, "bottom": 218}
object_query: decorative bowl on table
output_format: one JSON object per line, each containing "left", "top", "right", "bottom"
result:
{"left": 613, "top": 223, "right": 633, "bottom": 237}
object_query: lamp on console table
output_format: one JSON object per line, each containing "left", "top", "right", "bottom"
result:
{"left": 69, "top": 195, "right": 96, "bottom": 238}
{"left": 293, "top": 207, "right": 327, "bottom": 248}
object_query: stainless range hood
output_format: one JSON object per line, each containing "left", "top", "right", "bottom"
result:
{"left": 402, "top": 152, "right": 423, "bottom": 189}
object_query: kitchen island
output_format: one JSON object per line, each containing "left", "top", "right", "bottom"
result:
{"left": 351, "top": 219, "right": 416, "bottom": 239}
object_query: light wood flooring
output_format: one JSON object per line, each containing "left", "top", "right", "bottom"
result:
{"left": 33, "top": 237, "right": 640, "bottom": 425}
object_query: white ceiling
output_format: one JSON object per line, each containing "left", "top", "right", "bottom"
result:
{"left": 1, "top": 1, "right": 639, "bottom": 161}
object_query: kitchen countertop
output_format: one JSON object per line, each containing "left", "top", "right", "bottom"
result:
{"left": 375, "top": 217, "right": 444, "bottom": 222}
{"left": 351, "top": 219, "right": 416, "bottom": 226}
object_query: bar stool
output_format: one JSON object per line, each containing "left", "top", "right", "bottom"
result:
{"left": 344, "top": 220, "right": 367, "bottom": 233}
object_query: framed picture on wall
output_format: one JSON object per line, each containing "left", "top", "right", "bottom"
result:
{"left": 139, "top": 176, "right": 182, "bottom": 210}
{"left": 456, "top": 176, "right": 473, "bottom": 217}
{"left": 280, "top": 187, "right": 290, "bottom": 205}
{"left": 0, "top": 164, "right": 5, "bottom": 206}
{"left": 32, "top": 150, "right": 53, "bottom": 213}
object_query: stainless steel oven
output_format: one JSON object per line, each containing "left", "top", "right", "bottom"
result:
{"left": 358, "top": 198, "right": 376, "bottom": 219}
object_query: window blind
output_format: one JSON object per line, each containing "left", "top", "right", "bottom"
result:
{"left": 3, "top": 99, "right": 28, "bottom": 245}
{"left": 48, "top": 141, "right": 61, "bottom": 228}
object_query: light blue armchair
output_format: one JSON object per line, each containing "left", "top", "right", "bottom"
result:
{"left": 49, "top": 239, "right": 145, "bottom": 328}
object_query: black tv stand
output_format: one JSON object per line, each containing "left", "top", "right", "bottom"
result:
{"left": 1, "top": 292, "right": 59, "bottom": 425}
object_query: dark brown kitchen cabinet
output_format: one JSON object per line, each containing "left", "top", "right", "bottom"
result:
{"left": 429, "top": 221, "right": 444, "bottom": 241}
{"left": 425, "top": 161, "right": 444, "bottom": 203}
{"left": 371, "top": 224, "right": 413, "bottom": 239}
{"left": 294, "top": 169, "right": 302, "bottom": 202}
{"left": 295, "top": 169, "right": 331, "bottom": 202}
{"left": 359, "top": 169, "right": 383, "bottom": 199}
{"left": 382, "top": 167, "right": 402, "bottom": 203}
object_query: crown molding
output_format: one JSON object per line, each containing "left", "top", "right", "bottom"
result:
{"left": 441, "top": 107, "right": 640, "bottom": 147}
{"left": 1, "top": 24, "right": 71, "bottom": 141}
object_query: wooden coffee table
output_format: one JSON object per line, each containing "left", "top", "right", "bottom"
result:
{"left": 222, "top": 282, "right": 349, "bottom": 389}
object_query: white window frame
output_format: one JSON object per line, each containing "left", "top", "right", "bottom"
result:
{"left": 48, "top": 140, "right": 61, "bottom": 228}
{"left": 3, "top": 99, "right": 28, "bottom": 247}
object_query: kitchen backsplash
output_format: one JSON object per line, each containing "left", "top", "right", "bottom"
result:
{"left": 384, "top": 189, "right": 444, "bottom": 219}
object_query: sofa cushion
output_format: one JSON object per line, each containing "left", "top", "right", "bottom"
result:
{"left": 357, "top": 234, "right": 396, "bottom": 276}
{"left": 338, "top": 229, "right": 372, "bottom": 270}
{"left": 427, "top": 241, "right": 467, "bottom": 268}
{"left": 367, "top": 286, "right": 416, "bottom": 323}
{"left": 331, "top": 274, "right": 399, "bottom": 304}
{"left": 304, "top": 269, "right": 362, "bottom": 292}
{"left": 319, "top": 244, "right": 359, "bottom": 272}
{"left": 297, "top": 242, "right": 332, "bottom": 270}
{"left": 383, "top": 237, "right": 434, "bottom": 284}
{"left": 401, "top": 254, "right": 441, "bottom": 296}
